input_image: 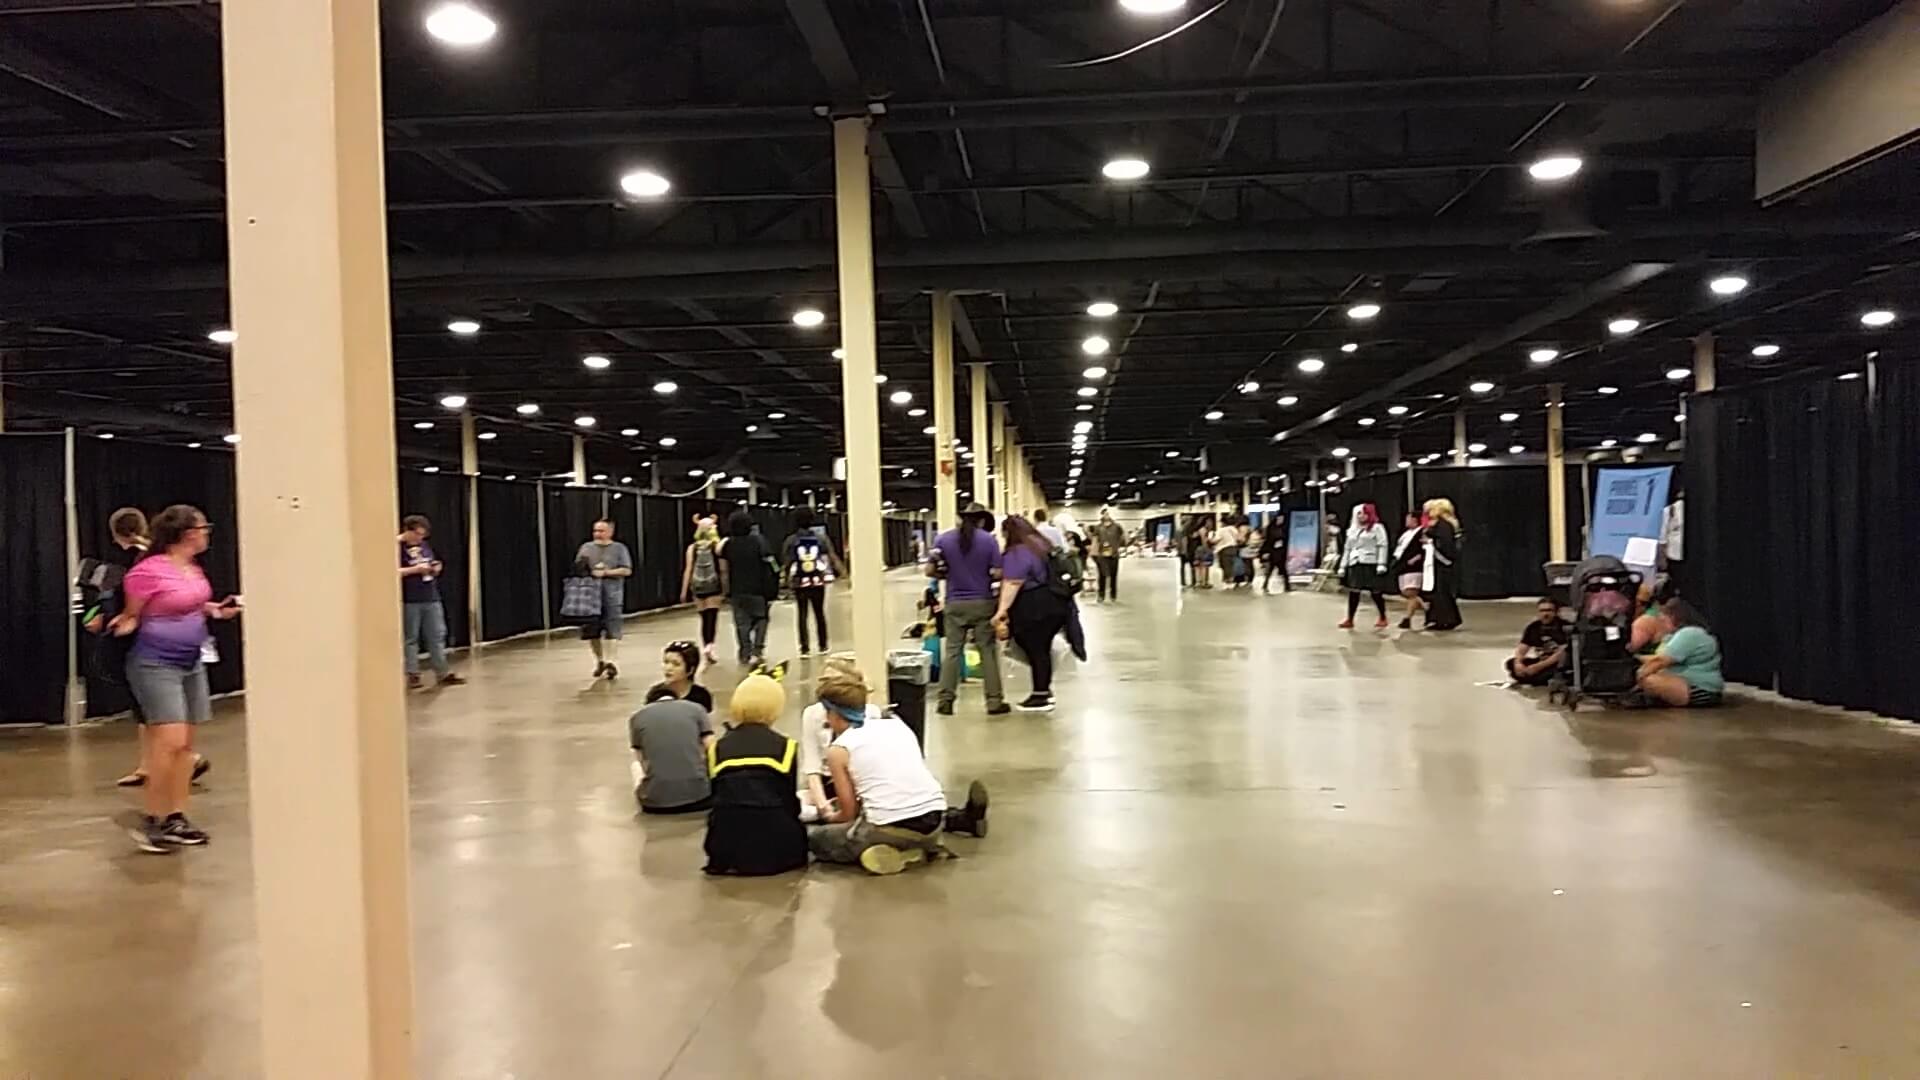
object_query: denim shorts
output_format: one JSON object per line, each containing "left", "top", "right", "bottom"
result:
{"left": 126, "top": 657, "right": 211, "bottom": 725}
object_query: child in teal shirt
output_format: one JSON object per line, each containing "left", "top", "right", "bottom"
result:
{"left": 1635, "top": 597, "right": 1724, "bottom": 707}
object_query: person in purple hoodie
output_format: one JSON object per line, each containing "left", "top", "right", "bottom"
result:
{"left": 111, "top": 504, "right": 242, "bottom": 853}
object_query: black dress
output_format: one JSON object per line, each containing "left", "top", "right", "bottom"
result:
{"left": 1423, "top": 519, "right": 1464, "bottom": 630}
{"left": 703, "top": 725, "right": 808, "bottom": 876}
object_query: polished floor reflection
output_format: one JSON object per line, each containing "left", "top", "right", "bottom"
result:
{"left": 5, "top": 559, "right": 1920, "bottom": 1078}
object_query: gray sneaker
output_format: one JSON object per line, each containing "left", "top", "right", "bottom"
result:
{"left": 127, "top": 816, "right": 174, "bottom": 855}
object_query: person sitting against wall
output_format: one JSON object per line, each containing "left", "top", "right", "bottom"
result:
{"left": 703, "top": 674, "right": 809, "bottom": 876}
{"left": 629, "top": 684, "right": 715, "bottom": 815}
{"left": 809, "top": 665, "right": 989, "bottom": 876}
{"left": 1507, "top": 597, "right": 1572, "bottom": 687}
{"left": 1634, "top": 597, "right": 1725, "bottom": 708}
{"left": 1627, "top": 576, "right": 1678, "bottom": 655}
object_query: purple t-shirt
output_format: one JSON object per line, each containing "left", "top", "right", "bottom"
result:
{"left": 1001, "top": 541, "right": 1050, "bottom": 594}
{"left": 123, "top": 556, "right": 211, "bottom": 667}
{"left": 933, "top": 527, "right": 1002, "bottom": 602}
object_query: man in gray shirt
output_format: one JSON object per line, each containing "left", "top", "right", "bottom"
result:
{"left": 576, "top": 518, "right": 634, "bottom": 680}
{"left": 628, "top": 687, "right": 715, "bottom": 814}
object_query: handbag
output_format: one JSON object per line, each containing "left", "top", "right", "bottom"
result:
{"left": 560, "top": 575, "right": 603, "bottom": 619}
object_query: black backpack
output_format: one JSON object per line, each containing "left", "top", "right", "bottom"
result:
{"left": 1043, "top": 544, "right": 1083, "bottom": 601}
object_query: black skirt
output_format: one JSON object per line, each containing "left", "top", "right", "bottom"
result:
{"left": 1344, "top": 564, "right": 1387, "bottom": 592}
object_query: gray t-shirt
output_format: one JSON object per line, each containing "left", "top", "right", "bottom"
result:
{"left": 628, "top": 699, "right": 713, "bottom": 809}
{"left": 577, "top": 540, "right": 633, "bottom": 608}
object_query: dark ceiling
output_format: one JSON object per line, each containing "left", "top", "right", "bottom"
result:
{"left": 0, "top": 0, "right": 1914, "bottom": 508}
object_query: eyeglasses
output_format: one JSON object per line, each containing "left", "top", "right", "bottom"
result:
{"left": 189, "top": 523, "right": 215, "bottom": 533}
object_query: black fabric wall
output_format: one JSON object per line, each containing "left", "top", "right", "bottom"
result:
{"left": 476, "top": 478, "right": 543, "bottom": 640}
{"left": 1325, "top": 469, "right": 1411, "bottom": 534}
{"left": 74, "top": 441, "right": 246, "bottom": 711}
{"left": 1414, "top": 465, "right": 1586, "bottom": 600}
{"left": 0, "top": 436, "right": 69, "bottom": 724}
{"left": 398, "top": 470, "right": 471, "bottom": 647}
{"left": 1688, "top": 363, "right": 1918, "bottom": 721}
{"left": 633, "top": 495, "right": 688, "bottom": 610}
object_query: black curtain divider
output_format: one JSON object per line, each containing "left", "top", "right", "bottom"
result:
{"left": 612, "top": 492, "right": 647, "bottom": 614}
{"left": 1415, "top": 465, "right": 1555, "bottom": 600}
{"left": 635, "top": 494, "right": 688, "bottom": 611}
{"left": 72, "top": 439, "right": 245, "bottom": 709}
{"left": 1325, "top": 470, "right": 1410, "bottom": 536}
{"left": 398, "top": 470, "right": 470, "bottom": 648}
{"left": 476, "top": 478, "right": 543, "bottom": 640}
{"left": 0, "top": 436, "right": 69, "bottom": 724}
{"left": 1865, "top": 362, "right": 1920, "bottom": 721}
{"left": 1688, "top": 392, "right": 1778, "bottom": 689}
{"left": 544, "top": 484, "right": 611, "bottom": 621}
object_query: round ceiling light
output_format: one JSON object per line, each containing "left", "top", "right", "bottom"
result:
{"left": 1204, "top": 409, "right": 1224, "bottom": 421}
{"left": 1665, "top": 367, "right": 1690, "bottom": 381}
{"left": 515, "top": 402, "right": 540, "bottom": 415}
{"left": 1101, "top": 157, "right": 1150, "bottom": 181}
{"left": 207, "top": 328, "right": 237, "bottom": 345}
{"left": 651, "top": 380, "right": 677, "bottom": 395}
{"left": 768, "top": 411, "right": 786, "bottom": 420}
{"left": 1469, "top": 380, "right": 1496, "bottom": 394}
{"left": 1081, "top": 336, "right": 1111, "bottom": 356}
{"left": 1084, "top": 366, "right": 1109, "bottom": 379}
{"left": 658, "top": 436, "right": 678, "bottom": 447}
{"left": 478, "top": 432, "right": 497, "bottom": 441}
{"left": 831, "top": 347, "right": 846, "bottom": 360}
{"left": 1750, "top": 344, "right": 1781, "bottom": 358}
{"left": 908, "top": 407, "right": 927, "bottom": 417}
{"left": 1709, "top": 275, "right": 1750, "bottom": 296}
{"left": 1861, "top": 309, "right": 1897, "bottom": 327}
{"left": 873, "top": 373, "right": 889, "bottom": 385}
{"left": 582, "top": 354, "right": 611, "bottom": 370}
{"left": 1636, "top": 432, "right": 1660, "bottom": 444}
{"left": 792, "top": 308, "right": 826, "bottom": 328}
{"left": 1119, "top": 0, "right": 1186, "bottom": 13}
{"left": 438, "top": 394, "right": 468, "bottom": 410}
{"left": 1509, "top": 444, "right": 1526, "bottom": 455}
{"left": 1239, "top": 381, "right": 1261, "bottom": 394}
{"left": 1340, "top": 342, "right": 1359, "bottom": 353}
{"left": 1073, "top": 420, "right": 1094, "bottom": 433}
{"left": 1278, "top": 395, "right": 1300, "bottom": 407}
{"left": 447, "top": 318, "right": 481, "bottom": 335}
{"left": 424, "top": 3, "right": 496, "bottom": 46}
{"left": 1527, "top": 154, "right": 1583, "bottom": 182}
{"left": 573, "top": 416, "right": 596, "bottom": 428}
{"left": 1357, "top": 417, "right": 1376, "bottom": 427}
{"left": 1597, "top": 385, "right": 1619, "bottom": 396}
{"left": 619, "top": 169, "right": 671, "bottom": 198}
{"left": 1467, "top": 442, "right": 1488, "bottom": 454}
{"left": 890, "top": 390, "right": 913, "bottom": 405}
{"left": 412, "top": 421, "right": 434, "bottom": 431}
{"left": 1529, "top": 348, "right": 1560, "bottom": 365}
{"left": 1076, "top": 403, "right": 1094, "bottom": 412}
{"left": 1077, "top": 386, "right": 1098, "bottom": 398}
{"left": 1086, "top": 301, "right": 1119, "bottom": 318}
{"left": 1499, "top": 411, "right": 1519, "bottom": 423}
{"left": 620, "top": 427, "right": 640, "bottom": 437}
{"left": 1387, "top": 404, "right": 1409, "bottom": 416}
{"left": 1608, "top": 317, "right": 1641, "bottom": 336}
{"left": 1331, "top": 447, "right": 1351, "bottom": 459}
{"left": 1346, "top": 303, "right": 1381, "bottom": 321}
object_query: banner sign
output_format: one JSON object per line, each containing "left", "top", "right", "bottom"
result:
{"left": 1590, "top": 466, "right": 1674, "bottom": 571}
{"left": 1154, "top": 522, "right": 1173, "bottom": 553}
{"left": 1285, "top": 510, "right": 1321, "bottom": 575}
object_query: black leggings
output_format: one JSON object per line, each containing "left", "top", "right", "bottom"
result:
{"left": 699, "top": 607, "right": 719, "bottom": 646}
{"left": 1346, "top": 590, "right": 1387, "bottom": 619}
{"left": 1263, "top": 557, "right": 1291, "bottom": 591}
{"left": 795, "top": 586, "right": 828, "bottom": 652}
{"left": 1010, "top": 620, "right": 1059, "bottom": 695}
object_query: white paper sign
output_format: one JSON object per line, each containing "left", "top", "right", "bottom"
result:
{"left": 1622, "top": 536, "right": 1660, "bottom": 568}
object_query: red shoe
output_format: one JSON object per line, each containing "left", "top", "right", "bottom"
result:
{"left": 1374, "top": 618, "right": 1390, "bottom": 630}
{"left": 1337, "top": 619, "right": 1355, "bottom": 630}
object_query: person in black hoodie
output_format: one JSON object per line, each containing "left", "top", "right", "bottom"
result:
{"left": 703, "top": 674, "right": 809, "bottom": 876}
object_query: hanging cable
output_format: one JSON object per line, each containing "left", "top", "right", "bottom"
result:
{"left": 1050, "top": 0, "right": 1237, "bottom": 69}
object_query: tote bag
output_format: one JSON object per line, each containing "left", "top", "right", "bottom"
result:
{"left": 560, "top": 575, "right": 603, "bottom": 619}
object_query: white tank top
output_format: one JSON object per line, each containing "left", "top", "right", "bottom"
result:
{"left": 833, "top": 714, "right": 948, "bottom": 825}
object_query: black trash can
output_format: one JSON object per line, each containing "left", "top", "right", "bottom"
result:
{"left": 887, "top": 648, "right": 932, "bottom": 749}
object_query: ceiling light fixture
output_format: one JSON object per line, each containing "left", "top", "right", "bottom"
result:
{"left": 1083, "top": 366, "right": 1109, "bottom": 380}
{"left": 1082, "top": 336, "right": 1111, "bottom": 356}
{"left": 658, "top": 436, "right": 677, "bottom": 447}
{"left": 1708, "top": 274, "right": 1749, "bottom": 296}
{"left": 908, "top": 407, "right": 927, "bottom": 417}
{"left": 1387, "top": 404, "right": 1409, "bottom": 416}
{"left": 1101, "top": 157, "right": 1150, "bottom": 181}
{"left": 223, "top": 433, "right": 241, "bottom": 445}
{"left": 1204, "top": 409, "right": 1224, "bottom": 421}
{"left": 620, "top": 427, "right": 640, "bottom": 437}
{"left": 478, "top": 432, "right": 497, "bottom": 441}
{"left": 1750, "top": 344, "right": 1781, "bottom": 358}
{"left": 1331, "top": 447, "right": 1351, "bottom": 458}
{"left": 873, "top": 373, "right": 889, "bottom": 385}
{"left": 890, "top": 390, "right": 913, "bottom": 405}
{"left": 1500, "top": 411, "right": 1519, "bottom": 423}
{"left": 447, "top": 318, "right": 481, "bottom": 335}
{"left": 1297, "top": 357, "right": 1325, "bottom": 374}
{"left": 1239, "top": 380, "right": 1261, "bottom": 394}
{"left": 1469, "top": 380, "right": 1496, "bottom": 394}
{"left": 1078, "top": 386, "right": 1098, "bottom": 398}
{"left": 424, "top": 2, "right": 497, "bottom": 46}
{"left": 1608, "top": 317, "right": 1641, "bottom": 336}
{"left": 412, "top": 421, "right": 433, "bottom": 431}
{"left": 745, "top": 424, "right": 759, "bottom": 433}
{"left": 1165, "top": 450, "right": 1181, "bottom": 459}
{"left": 1278, "top": 395, "right": 1300, "bottom": 407}
{"left": 922, "top": 425, "right": 938, "bottom": 436}
{"left": 438, "top": 394, "right": 467, "bottom": 410}
{"left": 574, "top": 416, "right": 596, "bottom": 428}
{"left": 618, "top": 169, "right": 671, "bottom": 198}
{"left": 1340, "top": 342, "right": 1359, "bottom": 354}
{"left": 831, "top": 347, "right": 846, "bottom": 360}
{"left": 1600, "top": 438, "right": 1618, "bottom": 449}
{"left": 423, "top": 466, "right": 441, "bottom": 474}
{"left": 1357, "top": 417, "right": 1376, "bottom": 427}
{"left": 1087, "top": 300, "right": 1119, "bottom": 318}
{"left": 1509, "top": 444, "right": 1526, "bottom": 455}
{"left": 1861, "top": 309, "right": 1897, "bottom": 327}
{"left": 1665, "top": 367, "right": 1690, "bottom": 381}
{"left": 1119, "top": 0, "right": 1187, "bottom": 13}
{"left": 1527, "top": 154, "right": 1583, "bottom": 182}
{"left": 1529, "top": 348, "right": 1560, "bottom": 365}
{"left": 207, "top": 328, "right": 237, "bottom": 344}
{"left": 768, "top": 411, "right": 786, "bottom": 420}
{"left": 1076, "top": 403, "right": 1094, "bottom": 412}
{"left": 515, "top": 403, "right": 539, "bottom": 415}
{"left": 1636, "top": 432, "right": 1660, "bottom": 444}
{"left": 582, "top": 354, "right": 611, "bottom": 370}
{"left": 1468, "top": 442, "right": 1488, "bottom": 454}
{"left": 792, "top": 308, "right": 826, "bottom": 328}
{"left": 1597, "top": 385, "right": 1619, "bottom": 396}
{"left": 1346, "top": 302, "right": 1381, "bottom": 321}
{"left": 1074, "top": 420, "right": 1094, "bottom": 434}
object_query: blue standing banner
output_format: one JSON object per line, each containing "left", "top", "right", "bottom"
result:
{"left": 1590, "top": 466, "right": 1674, "bottom": 572}
{"left": 1285, "top": 510, "right": 1322, "bottom": 576}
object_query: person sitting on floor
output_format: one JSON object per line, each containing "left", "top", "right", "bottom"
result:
{"left": 1634, "top": 597, "right": 1725, "bottom": 708}
{"left": 628, "top": 684, "right": 715, "bottom": 815}
{"left": 809, "top": 665, "right": 990, "bottom": 876}
{"left": 1627, "top": 576, "right": 1677, "bottom": 655}
{"left": 703, "top": 674, "right": 809, "bottom": 876}
{"left": 649, "top": 640, "right": 714, "bottom": 712}
{"left": 1507, "top": 596, "right": 1572, "bottom": 686}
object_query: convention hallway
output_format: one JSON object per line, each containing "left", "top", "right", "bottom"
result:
{"left": 4, "top": 558, "right": 1919, "bottom": 1079}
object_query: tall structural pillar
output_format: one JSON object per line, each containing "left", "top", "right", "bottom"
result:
{"left": 461, "top": 410, "right": 483, "bottom": 648}
{"left": 990, "top": 403, "right": 1008, "bottom": 513}
{"left": 220, "top": 0, "right": 413, "bottom": 1074}
{"left": 1693, "top": 332, "right": 1717, "bottom": 393}
{"left": 1453, "top": 408, "right": 1469, "bottom": 463}
{"left": 969, "top": 364, "right": 990, "bottom": 507}
{"left": 931, "top": 292, "right": 959, "bottom": 529}
{"left": 1547, "top": 383, "right": 1568, "bottom": 562}
{"left": 832, "top": 116, "right": 888, "bottom": 699}
{"left": 572, "top": 435, "right": 587, "bottom": 487}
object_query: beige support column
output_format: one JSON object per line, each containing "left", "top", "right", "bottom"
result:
{"left": 461, "top": 410, "right": 482, "bottom": 648}
{"left": 990, "top": 403, "right": 1008, "bottom": 512}
{"left": 1547, "top": 383, "right": 1568, "bottom": 561}
{"left": 1693, "top": 332, "right": 1717, "bottom": 393}
{"left": 931, "top": 291, "right": 959, "bottom": 529}
{"left": 1453, "top": 408, "right": 1469, "bottom": 463}
{"left": 220, "top": 0, "right": 412, "bottom": 1073}
{"left": 969, "top": 363, "right": 990, "bottom": 506}
{"left": 1388, "top": 438, "right": 1403, "bottom": 470}
{"left": 572, "top": 434, "right": 586, "bottom": 487}
{"left": 833, "top": 115, "right": 888, "bottom": 700}
{"left": 1241, "top": 476, "right": 1251, "bottom": 513}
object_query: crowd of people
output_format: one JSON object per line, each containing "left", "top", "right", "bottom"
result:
{"left": 928, "top": 502, "right": 1084, "bottom": 715}
{"left": 1505, "top": 575, "right": 1725, "bottom": 709}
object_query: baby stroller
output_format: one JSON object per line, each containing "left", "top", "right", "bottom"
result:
{"left": 1548, "top": 555, "right": 1643, "bottom": 709}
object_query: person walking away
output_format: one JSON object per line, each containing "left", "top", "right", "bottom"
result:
{"left": 1192, "top": 517, "right": 1216, "bottom": 588}
{"left": 1259, "top": 516, "right": 1292, "bottom": 594}
{"left": 703, "top": 674, "right": 809, "bottom": 876}
{"left": 718, "top": 510, "right": 778, "bottom": 666}
{"left": 1033, "top": 507, "right": 1066, "bottom": 548}
{"left": 1336, "top": 504, "right": 1392, "bottom": 629}
{"left": 931, "top": 502, "right": 1009, "bottom": 717}
{"left": 111, "top": 505, "right": 239, "bottom": 853}
{"left": 993, "top": 514, "right": 1071, "bottom": 712}
{"left": 1392, "top": 512, "right": 1428, "bottom": 629}
{"left": 629, "top": 683, "right": 715, "bottom": 814}
{"left": 399, "top": 515, "right": 465, "bottom": 690}
{"left": 680, "top": 516, "right": 726, "bottom": 663}
{"left": 1235, "top": 518, "right": 1258, "bottom": 588}
{"left": 1421, "top": 498, "right": 1464, "bottom": 631}
{"left": 782, "top": 508, "right": 845, "bottom": 656}
{"left": 1507, "top": 597, "right": 1572, "bottom": 686}
{"left": 577, "top": 518, "right": 634, "bottom": 678}
{"left": 808, "top": 665, "right": 989, "bottom": 875}
{"left": 1091, "top": 508, "right": 1126, "bottom": 602}
{"left": 650, "top": 640, "right": 714, "bottom": 711}
{"left": 1212, "top": 514, "right": 1243, "bottom": 586}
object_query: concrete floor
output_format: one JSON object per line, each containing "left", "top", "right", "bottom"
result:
{"left": 4, "top": 558, "right": 1920, "bottom": 1079}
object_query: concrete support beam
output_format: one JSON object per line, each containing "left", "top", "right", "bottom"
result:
{"left": 969, "top": 364, "right": 989, "bottom": 510}
{"left": 1693, "top": 332, "right": 1717, "bottom": 393}
{"left": 931, "top": 291, "right": 958, "bottom": 530}
{"left": 832, "top": 116, "right": 888, "bottom": 698}
{"left": 1547, "top": 383, "right": 1568, "bottom": 562}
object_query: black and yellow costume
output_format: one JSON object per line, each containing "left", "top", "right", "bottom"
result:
{"left": 702, "top": 725, "right": 808, "bottom": 876}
